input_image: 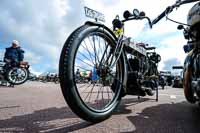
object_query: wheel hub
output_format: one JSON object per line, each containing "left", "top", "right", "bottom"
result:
{"left": 97, "top": 65, "right": 110, "bottom": 77}
{"left": 96, "top": 65, "right": 112, "bottom": 86}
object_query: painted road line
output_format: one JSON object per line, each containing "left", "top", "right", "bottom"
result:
{"left": 170, "top": 95, "right": 176, "bottom": 99}
{"left": 159, "top": 93, "right": 184, "bottom": 97}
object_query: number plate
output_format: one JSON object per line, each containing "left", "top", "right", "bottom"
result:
{"left": 84, "top": 6, "right": 105, "bottom": 22}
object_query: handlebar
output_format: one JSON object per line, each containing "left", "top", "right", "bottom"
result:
{"left": 114, "top": 0, "right": 199, "bottom": 30}
{"left": 152, "top": 10, "right": 167, "bottom": 25}
{"left": 181, "top": 0, "right": 199, "bottom": 4}
{"left": 152, "top": 0, "right": 199, "bottom": 26}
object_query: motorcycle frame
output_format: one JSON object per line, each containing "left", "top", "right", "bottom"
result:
{"left": 84, "top": 21, "right": 160, "bottom": 94}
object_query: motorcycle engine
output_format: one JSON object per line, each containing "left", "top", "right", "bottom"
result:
{"left": 128, "top": 58, "right": 140, "bottom": 71}
{"left": 128, "top": 57, "right": 147, "bottom": 73}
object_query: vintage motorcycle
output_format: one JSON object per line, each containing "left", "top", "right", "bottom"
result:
{"left": 0, "top": 60, "right": 29, "bottom": 85}
{"left": 59, "top": 0, "right": 199, "bottom": 123}
{"left": 149, "top": 0, "right": 200, "bottom": 105}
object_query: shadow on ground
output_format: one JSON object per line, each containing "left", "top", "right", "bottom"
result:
{"left": 0, "top": 106, "right": 93, "bottom": 133}
{"left": 0, "top": 97, "right": 150, "bottom": 132}
{"left": 113, "top": 97, "right": 151, "bottom": 115}
{"left": 121, "top": 101, "right": 200, "bottom": 133}
{"left": 1, "top": 97, "right": 199, "bottom": 133}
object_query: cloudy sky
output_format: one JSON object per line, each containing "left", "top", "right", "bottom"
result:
{"left": 0, "top": 0, "right": 197, "bottom": 75}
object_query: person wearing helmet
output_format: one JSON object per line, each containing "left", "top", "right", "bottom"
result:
{"left": 184, "top": 1, "right": 200, "bottom": 103}
{"left": 187, "top": 2, "right": 200, "bottom": 41}
{"left": 4, "top": 40, "right": 28, "bottom": 66}
{"left": 184, "top": 2, "right": 200, "bottom": 67}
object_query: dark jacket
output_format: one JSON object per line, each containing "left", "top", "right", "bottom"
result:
{"left": 4, "top": 47, "right": 25, "bottom": 62}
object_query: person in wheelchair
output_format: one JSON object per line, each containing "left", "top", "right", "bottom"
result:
{"left": 4, "top": 40, "right": 28, "bottom": 68}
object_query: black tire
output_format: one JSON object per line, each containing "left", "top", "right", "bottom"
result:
{"left": 183, "top": 67, "right": 196, "bottom": 103}
{"left": 59, "top": 25, "right": 125, "bottom": 123}
{"left": 7, "top": 67, "right": 29, "bottom": 85}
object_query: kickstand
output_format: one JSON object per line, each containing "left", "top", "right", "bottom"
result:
{"left": 138, "top": 96, "right": 140, "bottom": 100}
{"left": 156, "top": 87, "right": 158, "bottom": 101}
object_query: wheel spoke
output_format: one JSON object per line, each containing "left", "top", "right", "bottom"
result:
{"left": 101, "top": 85, "right": 105, "bottom": 108}
{"left": 75, "top": 65, "right": 91, "bottom": 71}
{"left": 99, "top": 44, "right": 109, "bottom": 66}
{"left": 77, "top": 51, "right": 95, "bottom": 66}
{"left": 95, "top": 84, "right": 102, "bottom": 105}
{"left": 80, "top": 83, "right": 93, "bottom": 94}
{"left": 81, "top": 41, "right": 96, "bottom": 65}
{"left": 88, "top": 36, "right": 100, "bottom": 64}
{"left": 83, "top": 83, "right": 95, "bottom": 102}
{"left": 98, "top": 36, "right": 103, "bottom": 59}
{"left": 73, "top": 33, "right": 123, "bottom": 112}
{"left": 76, "top": 57, "right": 94, "bottom": 68}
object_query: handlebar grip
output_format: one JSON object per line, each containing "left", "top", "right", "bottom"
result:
{"left": 152, "top": 6, "right": 172, "bottom": 25}
{"left": 181, "top": 0, "right": 199, "bottom": 4}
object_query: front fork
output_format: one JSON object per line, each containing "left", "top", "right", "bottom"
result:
{"left": 99, "top": 35, "right": 128, "bottom": 93}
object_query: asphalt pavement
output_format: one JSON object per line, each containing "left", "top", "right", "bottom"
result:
{"left": 0, "top": 81, "right": 200, "bottom": 133}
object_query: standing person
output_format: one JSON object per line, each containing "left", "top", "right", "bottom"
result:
{"left": 88, "top": 70, "right": 92, "bottom": 82}
{"left": 75, "top": 69, "right": 81, "bottom": 82}
{"left": 92, "top": 64, "right": 99, "bottom": 83}
{"left": 4, "top": 40, "right": 28, "bottom": 66}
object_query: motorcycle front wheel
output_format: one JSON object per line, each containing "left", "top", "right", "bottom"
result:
{"left": 59, "top": 25, "right": 125, "bottom": 123}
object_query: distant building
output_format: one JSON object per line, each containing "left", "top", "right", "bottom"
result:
{"left": 159, "top": 71, "right": 171, "bottom": 76}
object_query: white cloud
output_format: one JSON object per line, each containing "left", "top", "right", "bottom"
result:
{"left": 157, "top": 35, "right": 187, "bottom": 70}
{"left": 29, "top": 67, "right": 42, "bottom": 76}
{"left": 0, "top": 49, "right": 5, "bottom": 60}
{"left": 0, "top": 0, "right": 85, "bottom": 73}
{"left": 0, "top": 0, "right": 198, "bottom": 74}
{"left": 25, "top": 50, "right": 42, "bottom": 64}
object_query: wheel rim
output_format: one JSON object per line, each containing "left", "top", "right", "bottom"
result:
{"left": 8, "top": 68, "right": 27, "bottom": 84}
{"left": 73, "top": 32, "right": 123, "bottom": 112}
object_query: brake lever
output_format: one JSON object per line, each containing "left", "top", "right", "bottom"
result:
{"left": 176, "top": 0, "right": 182, "bottom": 6}
{"left": 166, "top": 0, "right": 182, "bottom": 14}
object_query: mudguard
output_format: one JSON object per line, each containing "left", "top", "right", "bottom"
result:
{"left": 85, "top": 21, "right": 118, "bottom": 41}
